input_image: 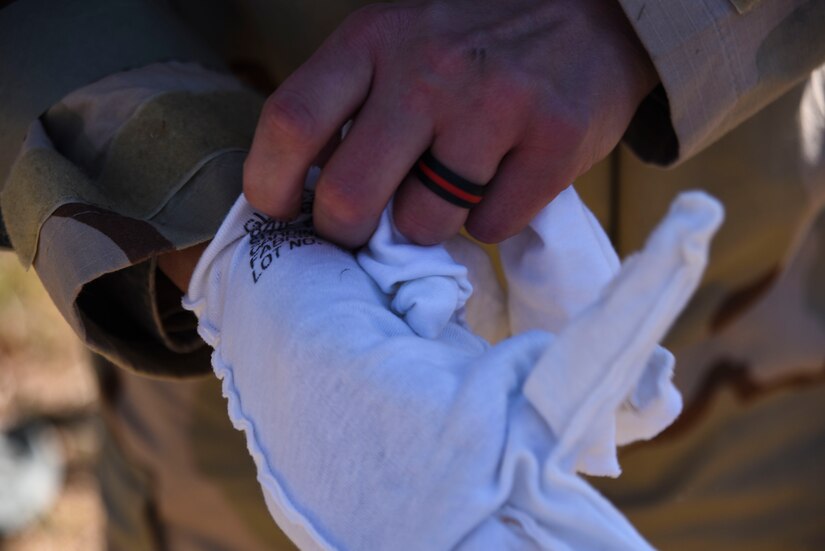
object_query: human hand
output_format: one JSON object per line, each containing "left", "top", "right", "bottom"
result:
{"left": 243, "top": 0, "right": 658, "bottom": 247}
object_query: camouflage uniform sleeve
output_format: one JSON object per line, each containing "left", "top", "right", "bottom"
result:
{"left": 616, "top": 0, "right": 825, "bottom": 165}
{"left": 0, "top": 0, "right": 223, "bottom": 187}
{"left": 1, "top": 62, "right": 264, "bottom": 377}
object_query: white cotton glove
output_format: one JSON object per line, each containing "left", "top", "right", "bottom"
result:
{"left": 183, "top": 180, "right": 722, "bottom": 551}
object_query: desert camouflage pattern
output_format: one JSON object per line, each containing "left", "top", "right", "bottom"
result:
{"left": 0, "top": 0, "right": 823, "bottom": 549}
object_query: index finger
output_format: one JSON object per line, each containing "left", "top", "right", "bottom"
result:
{"left": 243, "top": 10, "right": 378, "bottom": 219}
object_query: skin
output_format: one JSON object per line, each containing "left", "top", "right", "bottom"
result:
{"left": 160, "top": 0, "right": 659, "bottom": 291}
{"left": 243, "top": 0, "right": 659, "bottom": 248}
{"left": 157, "top": 242, "right": 207, "bottom": 293}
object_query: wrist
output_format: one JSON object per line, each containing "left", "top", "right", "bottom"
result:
{"left": 157, "top": 242, "right": 210, "bottom": 293}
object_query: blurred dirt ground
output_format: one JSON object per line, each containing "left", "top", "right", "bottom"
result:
{"left": 0, "top": 251, "right": 104, "bottom": 550}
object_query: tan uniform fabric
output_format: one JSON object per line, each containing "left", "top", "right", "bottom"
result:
{"left": 95, "top": 355, "right": 298, "bottom": 550}
{"left": 616, "top": 0, "right": 825, "bottom": 164}
{"left": 1, "top": 0, "right": 824, "bottom": 548}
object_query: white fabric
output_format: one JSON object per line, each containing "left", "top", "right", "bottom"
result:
{"left": 356, "top": 204, "right": 473, "bottom": 339}
{"left": 183, "top": 177, "right": 722, "bottom": 550}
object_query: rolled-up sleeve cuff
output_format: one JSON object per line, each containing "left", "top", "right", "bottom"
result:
{"left": 0, "top": 0, "right": 223, "bottom": 184}
{"left": 1, "top": 63, "right": 264, "bottom": 376}
{"left": 616, "top": 0, "right": 823, "bottom": 165}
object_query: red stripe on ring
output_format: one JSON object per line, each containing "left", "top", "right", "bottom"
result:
{"left": 417, "top": 162, "right": 483, "bottom": 204}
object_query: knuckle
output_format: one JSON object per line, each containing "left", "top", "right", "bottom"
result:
{"left": 532, "top": 107, "right": 589, "bottom": 152}
{"left": 563, "top": 109, "right": 591, "bottom": 145}
{"left": 261, "top": 89, "right": 319, "bottom": 149}
{"left": 423, "top": 38, "right": 464, "bottom": 77}
{"left": 417, "top": 32, "right": 479, "bottom": 81}
{"left": 397, "top": 74, "right": 438, "bottom": 116}
{"left": 315, "top": 174, "right": 366, "bottom": 228}
{"left": 475, "top": 72, "right": 535, "bottom": 121}
{"left": 397, "top": 35, "right": 471, "bottom": 115}
{"left": 242, "top": 159, "right": 297, "bottom": 218}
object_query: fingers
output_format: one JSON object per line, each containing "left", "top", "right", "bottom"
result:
{"left": 465, "top": 144, "right": 575, "bottom": 243}
{"left": 243, "top": 13, "right": 376, "bottom": 219}
{"left": 311, "top": 93, "right": 433, "bottom": 247}
{"left": 392, "top": 124, "right": 512, "bottom": 245}
{"left": 241, "top": 0, "right": 645, "bottom": 248}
